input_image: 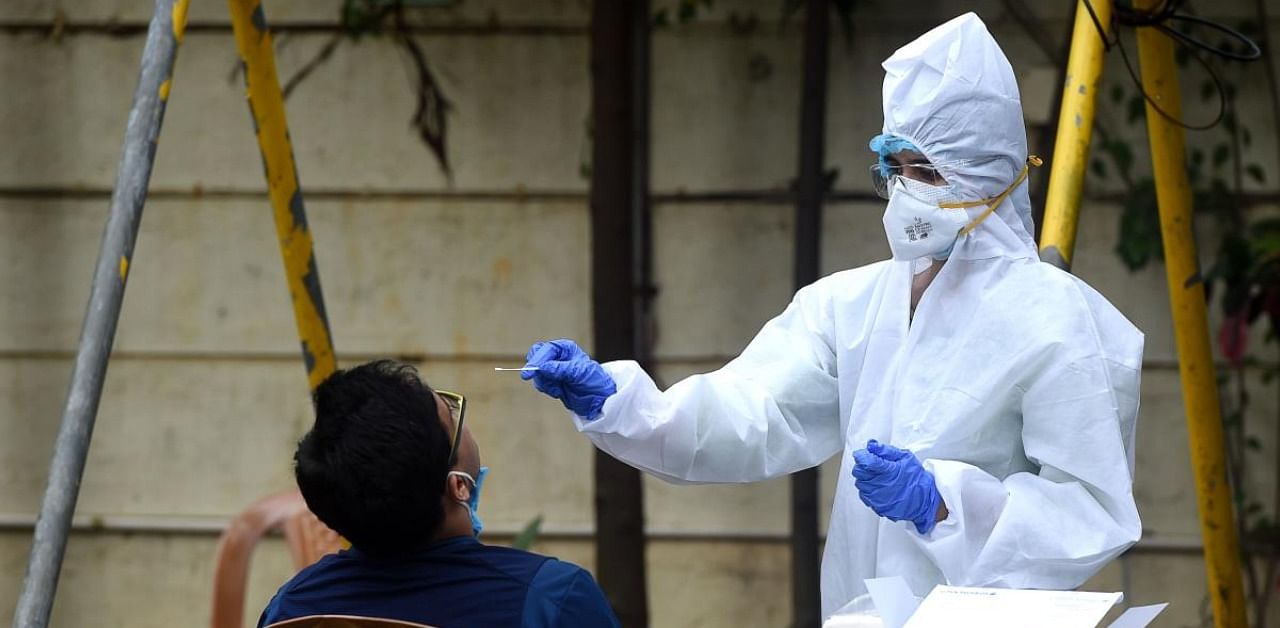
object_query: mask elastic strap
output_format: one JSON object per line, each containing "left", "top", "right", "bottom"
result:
{"left": 940, "top": 156, "right": 1042, "bottom": 237}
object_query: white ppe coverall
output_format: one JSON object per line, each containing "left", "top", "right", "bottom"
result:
{"left": 575, "top": 12, "right": 1144, "bottom": 617}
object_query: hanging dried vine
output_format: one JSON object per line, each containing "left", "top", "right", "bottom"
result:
{"left": 259, "top": 0, "right": 453, "bottom": 177}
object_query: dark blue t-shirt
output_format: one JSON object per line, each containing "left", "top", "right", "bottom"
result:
{"left": 258, "top": 536, "right": 619, "bottom": 628}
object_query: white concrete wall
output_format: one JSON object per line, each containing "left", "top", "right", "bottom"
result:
{"left": 2, "top": 1, "right": 1280, "bottom": 626}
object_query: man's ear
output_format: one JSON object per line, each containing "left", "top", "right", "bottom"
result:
{"left": 446, "top": 474, "right": 471, "bottom": 502}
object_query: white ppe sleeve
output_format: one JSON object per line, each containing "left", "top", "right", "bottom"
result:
{"left": 574, "top": 284, "right": 844, "bottom": 484}
{"left": 910, "top": 355, "right": 1143, "bottom": 588}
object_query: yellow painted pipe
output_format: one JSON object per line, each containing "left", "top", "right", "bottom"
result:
{"left": 228, "top": 0, "right": 337, "bottom": 391}
{"left": 1039, "top": 0, "right": 1111, "bottom": 271}
{"left": 1134, "top": 6, "right": 1248, "bottom": 627}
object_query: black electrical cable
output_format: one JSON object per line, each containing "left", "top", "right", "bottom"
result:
{"left": 1114, "top": 24, "right": 1227, "bottom": 130}
{"left": 1159, "top": 14, "right": 1262, "bottom": 62}
{"left": 1113, "top": 0, "right": 1183, "bottom": 27}
{"left": 1080, "top": 0, "right": 1261, "bottom": 131}
{"left": 1081, "top": 0, "right": 1118, "bottom": 50}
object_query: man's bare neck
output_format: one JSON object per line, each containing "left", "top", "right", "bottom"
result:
{"left": 910, "top": 258, "right": 946, "bottom": 318}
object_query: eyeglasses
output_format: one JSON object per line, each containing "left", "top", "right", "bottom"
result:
{"left": 437, "top": 389, "right": 466, "bottom": 468}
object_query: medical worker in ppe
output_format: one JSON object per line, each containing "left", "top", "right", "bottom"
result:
{"left": 522, "top": 12, "right": 1143, "bottom": 617}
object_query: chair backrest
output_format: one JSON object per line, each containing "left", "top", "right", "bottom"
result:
{"left": 265, "top": 615, "right": 436, "bottom": 628}
{"left": 262, "top": 613, "right": 437, "bottom": 628}
{"left": 211, "top": 490, "right": 344, "bottom": 628}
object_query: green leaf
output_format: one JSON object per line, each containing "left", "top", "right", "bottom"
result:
{"left": 1247, "top": 164, "right": 1265, "bottom": 184}
{"left": 1103, "top": 140, "right": 1134, "bottom": 180}
{"left": 1091, "top": 159, "right": 1107, "bottom": 178}
{"left": 1210, "top": 176, "right": 1232, "bottom": 196}
{"left": 1188, "top": 148, "right": 1205, "bottom": 185}
{"left": 1110, "top": 84, "right": 1124, "bottom": 104}
{"left": 1127, "top": 94, "right": 1146, "bottom": 125}
{"left": 1200, "top": 79, "right": 1215, "bottom": 103}
{"left": 1195, "top": 177, "right": 1235, "bottom": 215}
{"left": 511, "top": 515, "right": 544, "bottom": 550}
{"left": 677, "top": 0, "right": 696, "bottom": 23}
{"left": 1114, "top": 179, "right": 1162, "bottom": 270}
{"left": 1175, "top": 45, "right": 1191, "bottom": 68}
{"left": 1247, "top": 436, "right": 1263, "bottom": 451}
{"left": 1248, "top": 217, "right": 1280, "bottom": 235}
{"left": 1213, "top": 144, "right": 1230, "bottom": 169}
{"left": 1213, "top": 234, "right": 1254, "bottom": 285}
{"left": 340, "top": 0, "right": 390, "bottom": 38}
{"left": 1249, "top": 235, "right": 1280, "bottom": 254}
{"left": 831, "top": 0, "right": 855, "bottom": 42}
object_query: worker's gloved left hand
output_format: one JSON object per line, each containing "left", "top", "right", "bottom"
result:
{"left": 523, "top": 339, "right": 617, "bottom": 420}
{"left": 852, "top": 440, "right": 943, "bottom": 535}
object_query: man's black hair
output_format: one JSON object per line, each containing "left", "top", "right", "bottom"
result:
{"left": 294, "top": 360, "right": 452, "bottom": 555}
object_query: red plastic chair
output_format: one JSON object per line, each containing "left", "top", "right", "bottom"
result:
{"left": 211, "top": 491, "right": 344, "bottom": 628}
{"left": 265, "top": 616, "right": 435, "bottom": 628}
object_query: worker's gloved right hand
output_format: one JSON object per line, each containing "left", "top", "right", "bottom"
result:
{"left": 523, "top": 339, "right": 617, "bottom": 421}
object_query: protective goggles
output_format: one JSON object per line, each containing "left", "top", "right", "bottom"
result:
{"left": 869, "top": 162, "right": 949, "bottom": 200}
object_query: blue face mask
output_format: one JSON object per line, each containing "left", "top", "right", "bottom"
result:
{"left": 449, "top": 466, "right": 488, "bottom": 537}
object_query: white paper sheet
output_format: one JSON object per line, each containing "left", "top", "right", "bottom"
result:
{"left": 1106, "top": 603, "right": 1169, "bottom": 628}
{"left": 864, "top": 577, "right": 921, "bottom": 628}
{"left": 903, "top": 586, "right": 1122, "bottom": 628}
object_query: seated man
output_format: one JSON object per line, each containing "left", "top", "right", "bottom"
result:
{"left": 259, "top": 360, "right": 619, "bottom": 628}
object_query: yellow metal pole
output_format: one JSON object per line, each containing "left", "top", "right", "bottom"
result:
{"left": 228, "top": 0, "right": 336, "bottom": 390}
{"left": 1134, "top": 7, "right": 1248, "bottom": 626}
{"left": 1038, "top": 0, "right": 1111, "bottom": 271}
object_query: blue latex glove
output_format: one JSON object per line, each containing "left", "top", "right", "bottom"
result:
{"left": 852, "top": 440, "right": 943, "bottom": 535}
{"left": 522, "top": 339, "right": 617, "bottom": 420}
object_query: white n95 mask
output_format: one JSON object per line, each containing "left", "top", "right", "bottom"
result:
{"left": 881, "top": 177, "right": 968, "bottom": 261}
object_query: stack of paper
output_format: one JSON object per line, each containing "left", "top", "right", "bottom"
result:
{"left": 906, "top": 587, "right": 1121, "bottom": 628}
{"left": 821, "top": 579, "right": 1168, "bottom": 628}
